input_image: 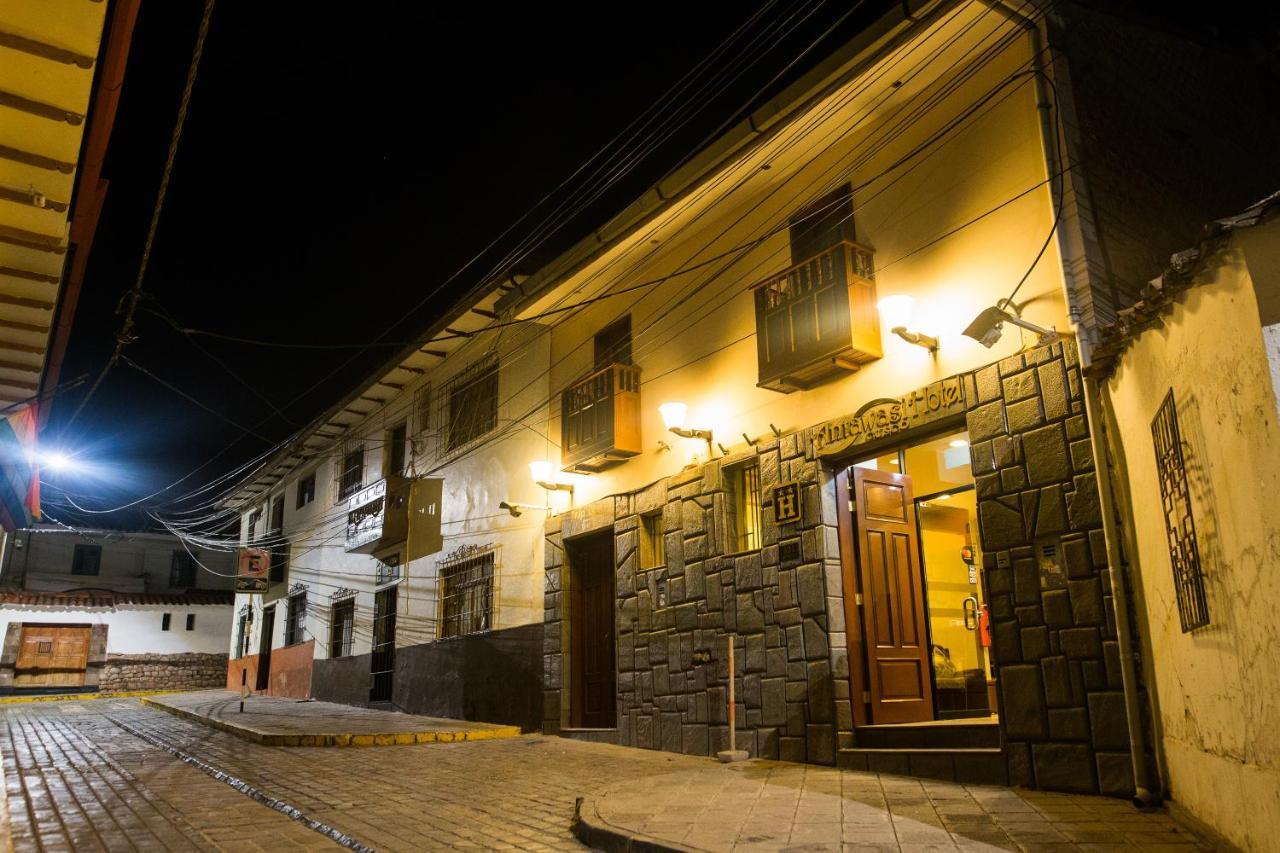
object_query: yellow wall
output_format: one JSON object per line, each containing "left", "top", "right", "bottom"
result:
{"left": 1105, "top": 220, "right": 1280, "bottom": 851}
{"left": 517, "top": 2, "right": 1069, "bottom": 507}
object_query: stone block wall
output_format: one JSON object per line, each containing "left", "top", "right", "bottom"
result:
{"left": 544, "top": 431, "right": 847, "bottom": 764}
{"left": 100, "top": 652, "right": 228, "bottom": 693}
{"left": 968, "top": 340, "right": 1139, "bottom": 796}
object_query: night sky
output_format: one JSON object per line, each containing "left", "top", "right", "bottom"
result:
{"left": 43, "top": 1, "right": 1277, "bottom": 527}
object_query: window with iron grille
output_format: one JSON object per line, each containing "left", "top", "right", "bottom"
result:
{"left": 235, "top": 609, "right": 249, "bottom": 658}
{"left": 296, "top": 471, "right": 316, "bottom": 509}
{"left": 439, "top": 549, "right": 495, "bottom": 638}
{"left": 71, "top": 544, "right": 101, "bottom": 575}
{"left": 268, "top": 495, "right": 287, "bottom": 584}
{"left": 338, "top": 443, "right": 364, "bottom": 501}
{"left": 443, "top": 359, "right": 498, "bottom": 451}
{"left": 385, "top": 422, "right": 408, "bottom": 477}
{"left": 170, "top": 550, "right": 197, "bottom": 588}
{"left": 1151, "top": 390, "right": 1210, "bottom": 631}
{"left": 725, "top": 461, "right": 762, "bottom": 552}
{"left": 246, "top": 508, "right": 262, "bottom": 543}
{"left": 285, "top": 588, "right": 307, "bottom": 646}
{"left": 330, "top": 598, "right": 354, "bottom": 657}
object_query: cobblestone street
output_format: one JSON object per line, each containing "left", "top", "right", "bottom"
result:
{"left": 1, "top": 698, "right": 1211, "bottom": 852}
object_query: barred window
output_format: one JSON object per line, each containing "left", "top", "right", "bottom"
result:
{"left": 1151, "top": 390, "right": 1210, "bottom": 631}
{"left": 440, "top": 549, "right": 494, "bottom": 638}
{"left": 338, "top": 443, "right": 364, "bottom": 501}
{"left": 444, "top": 359, "right": 498, "bottom": 451}
{"left": 330, "top": 598, "right": 354, "bottom": 657}
{"left": 71, "top": 544, "right": 101, "bottom": 576}
{"left": 170, "top": 550, "right": 197, "bottom": 588}
{"left": 268, "top": 495, "right": 287, "bottom": 584}
{"left": 296, "top": 471, "right": 316, "bottom": 509}
{"left": 726, "top": 461, "right": 762, "bottom": 552}
{"left": 246, "top": 508, "right": 262, "bottom": 543}
{"left": 285, "top": 588, "right": 307, "bottom": 646}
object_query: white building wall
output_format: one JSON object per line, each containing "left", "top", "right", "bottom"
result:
{"left": 0, "top": 604, "right": 232, "bottom": 655}
{"left": 1106, "top": 223, "right": 1280, "bottom": 851}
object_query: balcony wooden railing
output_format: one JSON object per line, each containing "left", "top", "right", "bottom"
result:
{"left": 344, "top": 475, "right": 411, "bottom": 553}
{"left": 561, "top": 362, "right": 642, "bottom": 473}
{"left": 752, "top": 240, "right": 882, "bottom": 393}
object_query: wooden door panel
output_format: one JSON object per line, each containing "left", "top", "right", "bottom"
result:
{"left": 15, "top": 626, "right": 90, "bottom": 687}
{"left": 571, "top": 532, "right": 617, "bottom": 728}
{"left": 854, "top": 468, "right": 933, "bottom": 724}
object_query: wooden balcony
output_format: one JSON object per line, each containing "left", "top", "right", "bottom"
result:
{"left": 344, "top": 475, "right": 410, "bottom": 554}
{"left": 561, "top": 363, "right": 642, "bottom": 473}
{"left": 752, "top": 241, "right": 882, "bottom": 393}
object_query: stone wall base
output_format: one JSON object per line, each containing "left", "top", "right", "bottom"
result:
{"left": 100, "top": 652, "right": 228, "bottom": 693}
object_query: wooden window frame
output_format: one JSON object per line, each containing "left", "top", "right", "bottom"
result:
{"left": 71, "top": 544, "right": 101, "bottom": 576}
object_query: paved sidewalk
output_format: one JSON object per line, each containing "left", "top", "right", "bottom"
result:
{"left": 577, "top": 761, "right": 1211, "bottom": 852}
{"left": 144, "top": 689, "right": 520, "bottom": 745}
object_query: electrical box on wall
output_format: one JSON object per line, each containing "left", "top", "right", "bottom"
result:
{"left": 1036, "top": 537, "right": 1067, "bottom": 590}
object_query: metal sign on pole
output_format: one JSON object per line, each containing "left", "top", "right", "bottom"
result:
{"left": 717, "top": 632, "right": 748, "bottom": 763}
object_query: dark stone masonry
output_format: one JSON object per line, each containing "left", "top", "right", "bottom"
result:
{"left": 99, "top": 652, "right": 228, "bottom": 693}
{"left": 542, "top": 340, "right": 1140, "bottom": 796}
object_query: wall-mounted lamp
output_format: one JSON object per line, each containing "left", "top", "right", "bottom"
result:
{"left": 659, "top": 402, "right": 714, "bottom": 456}
{"left": 962, "top": 304, "right": 1058, "bottom": 348}
{"left": 529, "top": 460, "right": 574, "bottom": 494}
{"left": 878, "top": 295, "right": 938, "bottom": 352}
{"left": 499, "top": 501, "right": 545, "bottom": 518}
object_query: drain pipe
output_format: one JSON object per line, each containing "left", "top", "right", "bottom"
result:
{"left": 979, "top": 0, "right": 1158, "bottom": 806}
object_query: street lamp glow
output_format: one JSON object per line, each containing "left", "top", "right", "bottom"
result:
{"left": 659, "top": 402, "right": 688, "bottom": 431}
{"left": 41, "top": 451, "right": 75, "bottom": 472}
{"left": 528, "top": 460, "right": 554, "bottom": 484}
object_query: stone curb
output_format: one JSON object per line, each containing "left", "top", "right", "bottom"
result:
{"left": 0, "top": 688, "right": 189, "bottom": 705}
{"left": 571, "top": 793, "right": 702, "bottom": 853}
{"left": 140, "top": 696, "right": 521, "bottom": 747}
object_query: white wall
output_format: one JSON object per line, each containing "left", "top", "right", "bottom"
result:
{"left": 1, "top": 604, "right": 233, "bottom": 655}
{"left": 1106, "top": 222, "right": 1280, "bottom": 851}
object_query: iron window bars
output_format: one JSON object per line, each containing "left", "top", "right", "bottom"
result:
{"left": 170, "top": 550, "right": 197, "bottom": 588}
{"left": 1151, "top": 390, "right": 1210, "bottom": 632}
{"left": 440, "top": 358, "right": 498, "bottom": 452}
{"left": 726, "top": 461, "right": 763, "bottom": 553}
{"left": 439, "top": 546, "right": 495, "bottom": 639}
{"left": 330, "top": 597, "right": 355, "bottom": 658}
{"left": 285, "top": 587, "right": 307, "bottom": 646}
{"left": 336, "top": 441, "right": 365, "bottom": 503}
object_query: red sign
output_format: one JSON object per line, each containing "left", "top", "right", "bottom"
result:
{"left": 236, "top": 547, "right": 269, "bottom": 593}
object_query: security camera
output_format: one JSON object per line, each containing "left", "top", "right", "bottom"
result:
{"left": 963, "top": 305, "right": 1058, "bottom": 348}
{"left": 498, "top": 501, "right": 522, "bottom": 518}
{"left": 962, "top": 306, "right": 1009, "bottom": 348}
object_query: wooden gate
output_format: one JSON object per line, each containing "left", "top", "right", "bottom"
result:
{"left": 14, "top": 625, "right": 92, "bottom": 687}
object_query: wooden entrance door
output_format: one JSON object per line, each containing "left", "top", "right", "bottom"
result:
{"left": 15, "top": 625, "right": 91, "bottom": 687}
{"left": 853, "top": 467, "right": 934, "bottom": 723}
{"left": 570, "top": 532, "right": 616, "bottom": 728}
{"left": 256, "top": 605, "right": 275, "bottom": 691}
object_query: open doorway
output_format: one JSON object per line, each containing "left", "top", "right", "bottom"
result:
{"left": 848, "top": 429, "right": 993, "bottom": 725}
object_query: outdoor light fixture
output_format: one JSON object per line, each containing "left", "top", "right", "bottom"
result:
{"left": 963, "top": 304, "right": 1058, "bottom": 348}
{"left": 878, "top": 295, "right": 938, "bottom": 352}
{"left": 529, "top": 460, "right": 573, "bottom": 493}
{"left": 660, "top": 402, "right": 714, "bottom": 456}
{"left": 499, "top": 501, "right": 545, "bottom": 517}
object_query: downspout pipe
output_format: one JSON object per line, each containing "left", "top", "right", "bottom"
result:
{"left": 978, "top": 0, "right": 1158, "bottom": 807}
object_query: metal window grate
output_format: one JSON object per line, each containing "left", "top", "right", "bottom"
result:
{"left": 370, "top": 586, "right": 397, "bottom": 702}
{"left": 439, "top": 547, "right": 495, "bottom": 638}
{"left": 440, "top": 358, "right": 498, "bottom": 452}
{"left": 330, "top": 598, "right": 354, "bottom": 658}
{"left": 1151, "top": 390, "right": 1210, "bottom": 632}
{"left": 285, "top": 588, "right": 307, "bottom": 645}
{"left": 728, "top": 462, "right": 762, "bottom": 552}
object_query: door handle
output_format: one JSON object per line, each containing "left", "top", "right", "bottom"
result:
{"left": 963, "top": 596, "right": 979, "bottom": 631}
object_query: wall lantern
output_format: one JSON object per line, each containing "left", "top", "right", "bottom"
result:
{"left": 878, "top": 295, "right": 938, "bottom": 352}
{"left": 659, "top": 402, "right": 715, "bottom": 456}
{"left": 529, "top": 460, "right": 573, "bottom": 494}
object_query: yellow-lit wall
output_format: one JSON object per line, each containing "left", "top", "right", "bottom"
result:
{"left": 1105, "top": 220, "right": 1280, "bottom": 851}
{"left": 522, "top": 2, "right": 1069, "bottom": 507}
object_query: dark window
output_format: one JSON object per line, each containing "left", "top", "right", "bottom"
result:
{"left": 268, "top": 495, "right": 287, "bottom": 584}
{"left": 446, "top": 360, "right": 498, "bottom": 451}
{"left": 414, "top": 383, "right": 432, "bottom": 435}
{"left": 246, "top": 508, "right": 262, "bottom": 543}
{"left": 186, "top": 614, "right": 196, "bottom": 631}
{"left": 161, "top": 613, "right": 172, "bottom": 631}
{"left": 296, "top": 472, "right": 316, "bottom": 509}
{"left": 170, "top": 551, "right": 197, "bottom": 588}
{"left": 594, "top": 315, "right": 632, "bottom": 369}
{"left": 440, "top": 549, "right": 494, "bottom": 638}
{"left": 330, "top": 598, "right": 355, "bottom": 657}
{"left": 386, "top": 422, "right": 408, "bottom": 477}
{"left": 725, "top": 461, "right": 762, "bottom": 553}
{"left": 285, "top": 589, "right": 307, "bottom": 645}
{"left": 1151, "top": 390, "right": 1210, "bottom": 631}
{"left": 235, "top": 611, "right": 249, "bottom": 658}
{"left": 370, "top": 587, "right": 397, "bottom": 702}
{"left": 339, "top": 445, "right": 364, "bottom": 500}
{"left": 789, "top": 184, "right": 855, "bottom": 264}
{"left": 71, "top": 544, "right": 101, "bottom": 576}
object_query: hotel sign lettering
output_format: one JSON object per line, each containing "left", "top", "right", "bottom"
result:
{"left": 811, "top": 376, "right": 966, "bottom": 458}
{"left": 772, "top": 481, "right": 802, "bottom": 525}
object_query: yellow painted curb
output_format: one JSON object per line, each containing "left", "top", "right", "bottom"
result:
{"left": 0, "top": 689, "right": 190, "bottom": 705}
{"left": 140, "top": 696, "right": 521, "bottom": 747}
